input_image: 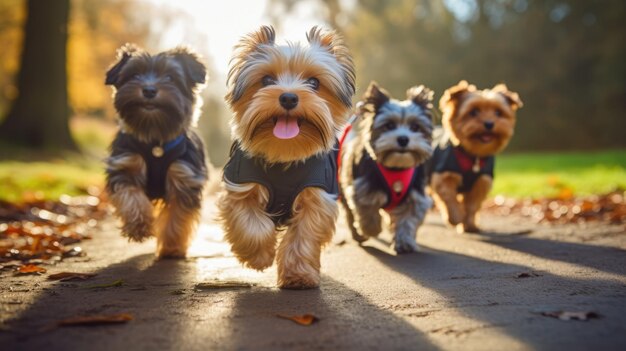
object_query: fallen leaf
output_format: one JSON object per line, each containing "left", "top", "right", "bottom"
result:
{"left": 15, "top": 264, "right": 47, "bottom": 275}
{"left": 194, "top": 281, "right": 256, "bottom": 290}
{"left": 540, "top": 310, "right": 601, "bottom": 321}
{"left": 276, "top": 313, "right": 319, "bottom": 326}
{"left": 85, "top": 279, "right": 124, "bottom": 289}
{"left": 516, "top": 272, "right": 541, "bottom": 278}
{"left": 57, "top": 313, "right": 133, "bottom": 326}
{"left": 48, "top": 272, "right": 97, "bottom": 281}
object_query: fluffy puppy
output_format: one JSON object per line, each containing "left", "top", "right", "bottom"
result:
{"left": 218, "top": 26, "right": 355, "bottom": 289}
{"left": 339, "top": 82, "right": 434, "bottom": 253}
{"left": 429, "top": 80, "right": 523, "bottom": 233}
{"left": 105, "top": 44, "right": 209, "bottom": 257}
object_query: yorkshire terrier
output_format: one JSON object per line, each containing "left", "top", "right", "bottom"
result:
{"left": 429, "top": 80, "right": 523, "bottom": 233}
{"left": 218, "top": 26, "right": 355, "bottom": 289}
{"left": 339, "top": 82, "right": 434, "bottom": 253}
{"left": 105, "top": 44, "right": 209, "bottom": 258}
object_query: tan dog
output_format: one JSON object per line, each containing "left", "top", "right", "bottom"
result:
{"left": 218, "top": 26, "right": 355, "bottom": 289}
{"left": 429, "top": 81, "right": 522, "bottom": 233}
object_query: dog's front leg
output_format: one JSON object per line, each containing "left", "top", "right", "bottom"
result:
{"left": 218, "top": 181, "right": 276, "bottom": 270}
{"left": 277, "top": 187, "right": 337, "bottom": 289}
{"left": 430, "top": 171, "right": 465, "bottom": 226}
{"left": 156, "top": 161, "right": 207, "bottom": 258}
{"left": 389, "top": 190, "right": 431, "bottom": 254}
{"left": 461, "top": 174, "right": 492, "bottom": 233}
{"left": 349, "top": 177, "right": 387, "bottom": 240}
{"left": 106, "top": 154, "right": 154, "bottom": 242}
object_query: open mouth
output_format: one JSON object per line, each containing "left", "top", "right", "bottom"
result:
{"left": 272, "top": 116, "right": 303, "bottom": 139}
{"left": 142, "top": 104, "right": 157, "bottom": 111}
{"left": 472, "top": 132, "right": 497, "bottom": 144}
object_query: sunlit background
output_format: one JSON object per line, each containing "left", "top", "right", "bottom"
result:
{"left": 0, "top": 0, "right": 624, "bottom": 202}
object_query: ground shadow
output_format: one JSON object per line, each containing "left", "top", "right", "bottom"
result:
{"left": 1, "top": 251, "right": 439, "bottom": 351}
{"left": 475, "top": 230, "right": 626, "bottom": 276}
{"left": 361, "top": 242, "right": 626, "bottom": 351}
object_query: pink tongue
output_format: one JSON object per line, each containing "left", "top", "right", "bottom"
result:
{"left": 273, "top": 116, "right": 300, "bottom": 139}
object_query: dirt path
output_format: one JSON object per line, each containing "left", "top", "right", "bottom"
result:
{"left": 1, "top": 200, "right": 625, "bottom": 350}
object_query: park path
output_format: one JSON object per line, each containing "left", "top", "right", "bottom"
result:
{"left": 1, "top": 197, "right": 625, "bottom": 350}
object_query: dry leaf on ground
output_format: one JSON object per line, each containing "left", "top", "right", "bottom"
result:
{"left": 194, "top": 281, "right": 256, "bottom": 290}
{"left": 84, "top": 279, "right": 124, "bottom": 289}
{"left": 540, "top": 310, "right": 601, "bottom": 321}
{"left": 48, "top": 272, "right": 97, "bottom": 281}
{"left": 15, "top": 264, "right": 47, "bottom": 275}
{"left": 57, "top": 313, "right": 133, "bottom": 326}
{"left": 277, "top": 314, "right": 319, "bottom": 326}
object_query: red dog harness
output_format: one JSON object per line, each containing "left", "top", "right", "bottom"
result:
{"left": 338, "top": 118, "right": 418, "bottom": 212}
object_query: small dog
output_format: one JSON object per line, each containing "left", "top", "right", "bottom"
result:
{"left": 218, "top": 26, "right": 355, "bottom": 289}
{"left": 429, "top": 80, "right": 523, "bottom": 233}
{"left": 339, "top": 81, "right": 434, "bottom": 253}
{"left": 105, "top": 44, "right": 209, "bottom": 257}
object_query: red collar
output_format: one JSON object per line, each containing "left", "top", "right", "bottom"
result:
{"left": 452, "top": 147, "right": 486, "bottom": 173}
{"left": 375, "top": 163, "right": 415, "bottom": 211}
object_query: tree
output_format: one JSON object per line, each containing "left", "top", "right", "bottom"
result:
{"left": 0, "top": 0, "right": 76, "bottom": 150}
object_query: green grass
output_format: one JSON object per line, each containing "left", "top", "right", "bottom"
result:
{"left": 0, "top": 159, "right": 104, "bottom": 203}
{"left": 493, "top": 150, "right": 626, "bottom": 198}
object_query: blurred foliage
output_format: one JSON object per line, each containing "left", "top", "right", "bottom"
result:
{"left": 269, "top": 0, "right": 626, "bottom": 151}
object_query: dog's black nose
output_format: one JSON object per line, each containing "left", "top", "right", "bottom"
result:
{"left": 279, "top": 93, "right": 298, "bottom": 110}
{"left": 397, "top": 136, "right": 409, "bottom": 147}
{"left": 484, "top": 121, "right": 494, "bottom": 130}
{"left": 142, "top": 86, "right": 157, "bottom": 99}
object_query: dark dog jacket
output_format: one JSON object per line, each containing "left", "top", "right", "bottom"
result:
{"left": 109, "top": 132, "right": 204, "bottom": 200}
{"left": 430, "top": 140, "right": 494, "bottom": 193}
{"left": 222, "top": 142, "right": 339, "bottom": 225}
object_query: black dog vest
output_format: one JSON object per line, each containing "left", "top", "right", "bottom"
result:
{"left": 351, "top": 149, "right": 426, "bottom": 211}
{"left": 222, "top": 142, "right": 339, "bottom": 225}
{"left": 109, "top": 132, "right": 202, "bottom": 200}
{"left": 430, "top": 141, "right": 494, "bottom": 193}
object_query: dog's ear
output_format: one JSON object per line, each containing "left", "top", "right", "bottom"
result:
{"left": 439, "top": 80, "right": 475, "bottom": 112}
{"left": 307, "top": 26, "right": 356, "bottom": 107}
{"left": 407, "top": 85, "right": 434, "bottom": 111}
{"left": 492, "top": 83, "right": 523, "bottom": 110}
{"left": 105, "top": 43, "right": 141, "bottom": 86}
{"left": 362, "top": 81, "right": 390, "bottom": 115}
{"left": 170, "top": 47, "right": 207, "bottom": 85}
{"left": 226, "top": 26, "right": 276, "bottom": 104}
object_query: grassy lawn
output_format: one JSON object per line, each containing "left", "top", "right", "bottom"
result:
{"left": 493, "top": 150, "right": 626, "bottom": 198}
{"left": 0, "top": 122, "right": 624, "bottom": 203}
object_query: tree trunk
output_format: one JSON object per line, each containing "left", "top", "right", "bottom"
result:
{"left": 0, "top": 0, "right": 76, "bottom": 151}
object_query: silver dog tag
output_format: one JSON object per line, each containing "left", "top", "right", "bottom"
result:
{"left": 472, "top": 158, "right": 480, "bottom": 173}
{"left": 392, "top": 180, "right": 404, "bottom": 194}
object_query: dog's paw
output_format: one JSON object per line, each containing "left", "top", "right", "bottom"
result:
{"left": 394, "top": 235, "right": 419, "bottom": 254}
{"left": 240, "top": 251, "right": 275, "bottom": 271}
{"left": 351, "top": 229, "right": 369, "bottom": 243}
{"left": 157, "top": 248, "right": 187, "bottom": 259}
{"left": 458, "top": 223, "right": 481, "bottom": 234}
{"left": 122, "top": 221, "right": 153, "bottom": 242}
{"left": 278, "top": 273, "right": 320, "bottom": 289}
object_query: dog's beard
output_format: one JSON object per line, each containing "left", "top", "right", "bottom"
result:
{"left": 232, "top": 89, "right": 337, "bottom": 164}
{"left": 115, "top": 89, "right": 192, "bottom": 143}
{"left": 372, "top": 134, "right": 432, "bottom": 169}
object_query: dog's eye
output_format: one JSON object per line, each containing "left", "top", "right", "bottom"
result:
{"left": 262, "top": 75, "right": 276, "bottom": 86}
{"left": 410, "top": 123, "right": 421, "bottom": 132}
{"left": 133, "top": 74, "right": 141, "bottom": 80}
{"left": 469, "top": 108, "right": 480, "bottom": 117}
{"left": 163, "top": 75, "right": 173, "bottom": 82}
{"left": 494, "top": 109, "right": 503, "bottom": 117}
{"left": 305, "top": 77, "right": 320, "bottom": 90}
{"left": 384, "top": 122, "right": 396, "bottom": 130}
